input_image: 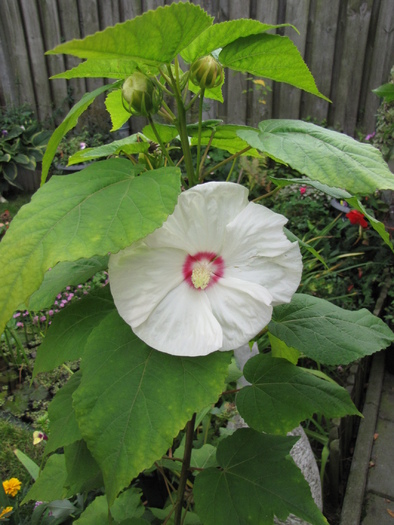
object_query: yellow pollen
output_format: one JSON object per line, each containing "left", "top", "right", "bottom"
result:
{"left": 191, "top": 266, "right": 211, "bottom": 290}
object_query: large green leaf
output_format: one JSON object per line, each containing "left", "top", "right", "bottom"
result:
{"left": 34, "top": 287, "right": 115, "bottom": 376}
{"left": 269, "top": 294, "right": 394, "bottom": 365}
{"left": 110, "top": 487, "right": 145, "bottom": 522}
{"left": 181, "top": 19, "right": 296, "bottom": 63}
{"left": 41, "top": 83, "right": 118, "bottom": 183}
{"left": 45, "top": 372, "right": 83, "bottom": 454}
{"left": 190, "top": 124, "right": 263, "bottom": 157}
{"left": 51, "top": 59, "right": 142, "bottom": 80}
{"left": 47, "top": 3, "right": 212, "bottom": 65}
{"left": 23, "top": 454, "right": 68, "bottom": 503}
{"left": 220, "top": 34, "right": 328, "bottom": 100}
{"left": 64, "top": 440, "right": 103, "bottom": 495}
{"left": 72, "top": 312, "right": 232, "bottom": 504}
{"left": 68, "top": 137, "right": 149, "bottom": 165}
{"left": 238, "top": 120, "right": 394, "bottom": 195}
{"left": 73, "top": 496, "right": 108, "bottom": 525}
{"left": 28, "top": 255, "right": 108, "bottom": 311}
{"left": 0, "top": 160, "right": 181, "bottom": 335}
{"left": 236, "top": 353, "right": 360, "bottom": 434}
{"left": 194, "top": 428, "right": 328, "bottom": 525}
{"left": 105, "top": 89, "right": 132, "bottom": 131}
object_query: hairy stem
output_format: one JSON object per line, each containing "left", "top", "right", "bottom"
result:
{"left": 173, "top": 414, "right": 196, "bottom": 525}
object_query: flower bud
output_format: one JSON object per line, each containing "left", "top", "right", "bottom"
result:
{"left": 190, "top": 56, "right": 224, "bottom": 89}
{"left": 122, "top": 72, "right": 162, "bottom": 116}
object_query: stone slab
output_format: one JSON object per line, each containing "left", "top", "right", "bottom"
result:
{"left": 378, "top": 371, "right": 394, "bottom": 421}
{"left": 362, "top": 493, "right": 394, "bottom": 525}
{"left": 367, "top": 418, "right": 394, "bottom": 499}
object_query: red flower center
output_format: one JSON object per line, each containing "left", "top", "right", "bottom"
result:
{"left": 183, "top": 252, "right": 225, "bottom": 290}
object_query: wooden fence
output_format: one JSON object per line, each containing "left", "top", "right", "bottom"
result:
{"left": 0, "top": 0, "right": 393, "bottom": 137}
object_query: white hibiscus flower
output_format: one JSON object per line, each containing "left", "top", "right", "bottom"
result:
{"left": 108, "top": 181, "right": 302, "bottom": 356}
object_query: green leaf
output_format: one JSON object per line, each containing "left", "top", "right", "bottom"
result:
{"left": 142, "top": 123, "right": 179, "bottom": 144}
{"left": 181, "top": 19, "right": 296, "bottom": 63}
{"left": 105, "top": 89, "right": 131, "bottom": 131}
{"left": 14, "top": 153, "right": 35, "bottom": 168}
{"left": 110, "top": 487, "right": 145, "bottom": 522}
{"left": 45, "top": 372, "right": 83, "bottom": 454}
{"left": 41, "top": 83, "right": 117, "bottom": 184}
{"left": 373, "top": 82, "right": 394, "bottom": 103}
{"left": 238, "top": 120, "right": 394, "bottom": 195}
{"left": 150, "top": 506, "right": 202, "bottom": 524}
{"left": 269, "top": 294, "right": 394, "bottom": 365}
{"left": 73, "top": 495, "right": 108, "bottom": 525}
{"left": 220, "top": 34, "right": 328, "bottom": 100}
{"left": 3, "top": 161, "right": 18, "bottom": 182}
{"left": 68, "top": 137, "right": 149, "bottom": 165}
{"left": 268, "top": 332, "right": 300, "bottom": 364}
{"left": 0, "top": 160, "right": 181, "bottom": 335}
{"left": 51, "top": 59, "right": 143, "bottom": 80}
{"left": 48, "top": 3, "right": 213, "bottom": 65}
{"left": 13, "top": 449, "right": 40, "bottom": 481}
{"left": 72, "top": 312, "right": 232, "bottom": 504}
{"left": 23, "top": 454, "right": 68, "bottom": 503}
{"left": 34, "top": 287, "right": 115, "bottom": 375}
{"left": 236, "top": 353, "right": 360, "bottom": 434}
{"left": 194, "top": 428, "right": 328, "bottom": 525}
{"left": 64, "top": 440, "right": 103, "bottom": 495}
{"left": 28, "top": 256, "right": 108, "bottom": 311}
{"left": 190, "top": 124, "right": 263, "bottom": 157}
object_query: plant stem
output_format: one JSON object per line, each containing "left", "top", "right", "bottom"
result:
{"left": 195, "top": 89, "right": 205, "bottom": 182}
{"left": 200, "top": 146, "right": 252, "bottom": 181}
{"left": 166, "top": 65, "right": 195, "bottom": 186}
{"left": 147, "top": 116, "right": 175, "bottom": 167}
{"left": 173, "top": 413, "right": 196, "bottom": 525}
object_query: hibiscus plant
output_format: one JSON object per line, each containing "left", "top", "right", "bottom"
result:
{"left": 1, "top": 4, "right": 394, "bottom": 525}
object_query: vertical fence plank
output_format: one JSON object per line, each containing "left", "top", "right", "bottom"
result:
{"left": 361, "top": 0, "right": 394, "bottom": 134}
{"left": 19, "top": 0, "right": 52, "bottom": 121}
{"left": 98, "top": 0, "right": 120, "bottom": 28}
{"left": 225, "top": 1, "right": 250, "bottom": 125}
{"left": 78, "top": 0, "right": 104, "bottom": 92}
{"left": 301, "top": 0, "right": 340, "bottom": 123}
{"left": 143, "top": 0, "right": 165, "bottom": 12}
{"left": 0, "top": 0, "right": 36, "bottom": 110}
{"left": 120, "top": 0, "right": 143, "bottom": 21}
{"left": 37, "top": 0, "right": 69, "bottom": 125}
{"left": 252, "top": 1, "right": 278, "bottom": 124}
{"left": 328, "top": 0, "right": 374, "bottom": 135}
{"left": 0, "top": 24, "right": 16, "bottom": 106}
{"left": 278, "top": 0, "right": 311, "bottom": 119}
{"left": 57, "top": 0, "right": 86, "bottom": 108}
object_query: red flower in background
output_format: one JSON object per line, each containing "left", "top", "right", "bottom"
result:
{"left": 346, "top": 210, "right": 368, "bottom": 228}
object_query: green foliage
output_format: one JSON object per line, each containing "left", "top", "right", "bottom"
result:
{"left": 238, "top": 119, "right": 394, "bottom": 195}
{"left": 0, "top": 106, "right": 51, "bottom": 194}
{"left": 236, "top": 353, "right": 360, "bottom": 434}
{"left": 0, "top": 160, "right": 181, "bottom": 335}
{"left": 194, "top": 428, "right": 328, "bottom": 525}
{"left": 269, "top": 294, "right": 394, "bottom": 365}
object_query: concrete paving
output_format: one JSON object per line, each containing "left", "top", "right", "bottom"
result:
{"left": 340, "top": 350, "right": 394, "bottom": 525}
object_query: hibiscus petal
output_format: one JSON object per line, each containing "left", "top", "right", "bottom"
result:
{"left": 109, "top": 243, "right": 185, "bottom": 327}
{"left": 225, "top": 242, "right": 303, "bottom": 305}
{"left": 146, "top": 182, "right": 249, "bottom": 254}
{"left": 206, "top": 276, "right": 273, "bottom": 350}
{"left": 134, "top": 282, "right": 223, "bottom": 356}
{"left": 221, "top": 201, "right": 293, "bottom": 260}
